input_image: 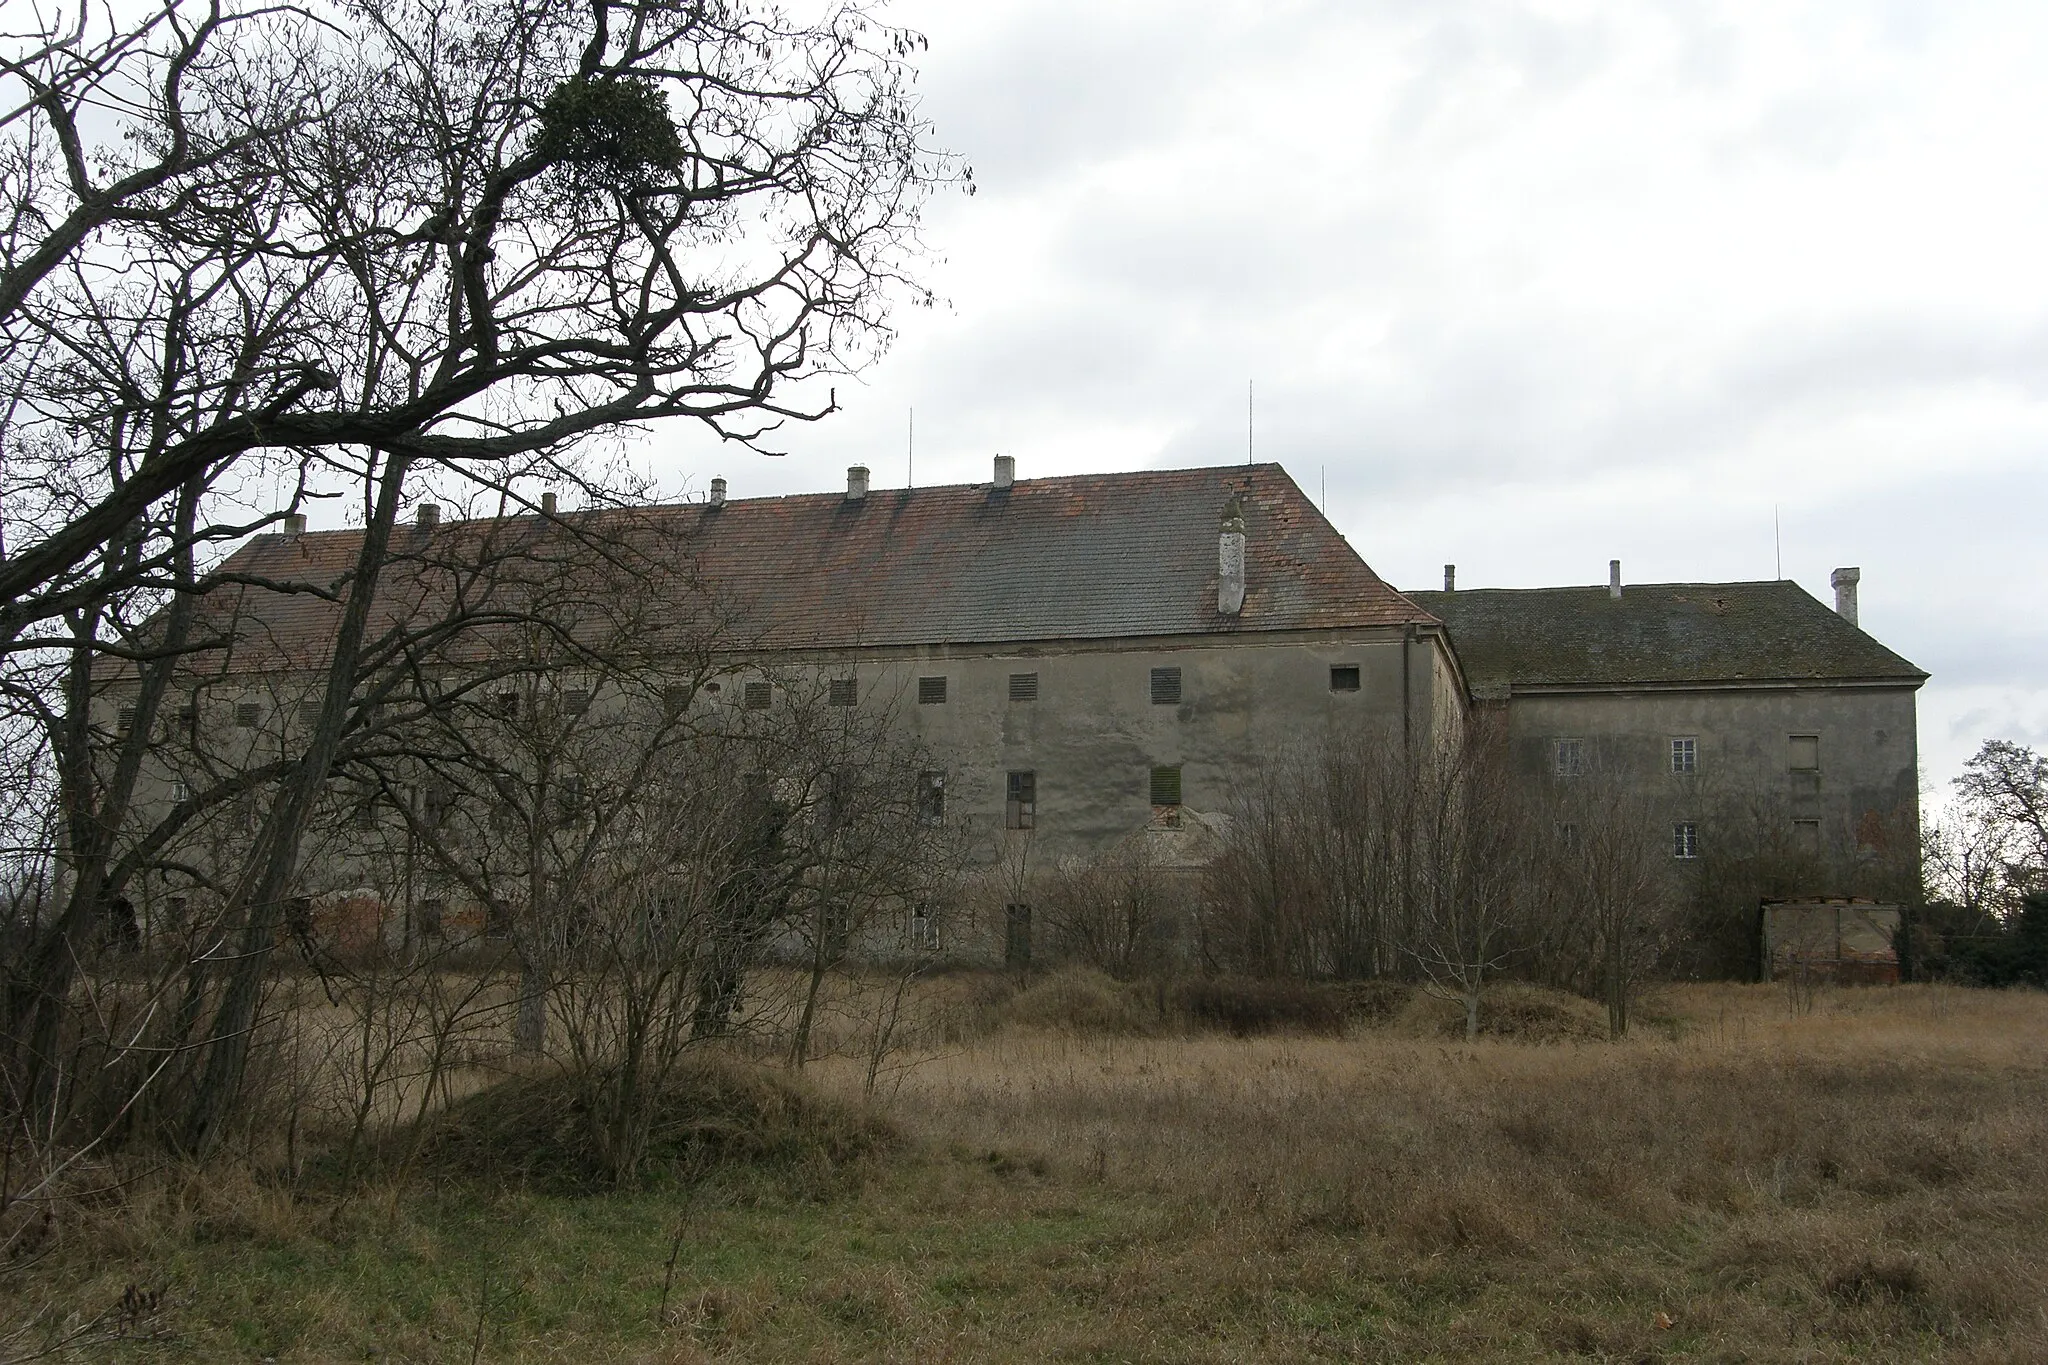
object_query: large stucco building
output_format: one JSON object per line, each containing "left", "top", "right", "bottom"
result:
{"left": 102, "top": 459, "right": 1924, "bottom": 969}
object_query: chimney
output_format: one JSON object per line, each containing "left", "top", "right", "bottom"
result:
{"left": 540, "top": 491, "right": 557, "bottom": 516}
{"left": 1831, "top": 566, "right": 1861, "bottom": 627}
{"left": 417, "top": 503, "right": 440, "bottom": 529}
{"left": 1443, "top": 563, "right": 1456, "bottom": 592}
{"left": 708, "top": 477, "right": 726, "bottom": 510}
{"left": 1218, "top": 497, "right": 1247, "bottom": 616}
{"left": 993, "top": 454, "right": 1015, "bottom": 490}
{"left": 845, "top": 465, "right": 869, "bottom": 503}
{"left": 1608, "top": 559, "right": 1622, "bottom": 599}
{"left": 281, "top": 512, "right": 307, "bottom": 537}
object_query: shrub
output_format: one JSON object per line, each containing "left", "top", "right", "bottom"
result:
{"left": 1000, "top": 968, "right": 1160, "bottom": 1034}
{"left": 1169, "top": 977, "right": 1348, "bottom": 1037}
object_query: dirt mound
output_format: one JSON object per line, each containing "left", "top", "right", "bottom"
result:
{"left": 414, "top": 1054, "right": 894, "bottom": 1193}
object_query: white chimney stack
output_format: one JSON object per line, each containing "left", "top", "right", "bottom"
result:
{"left": 993, "top": 454, "right": 1014, "bottom": 490}
{"left": 845, "top": 465, "right": 869, "bottom": 502}
{"left": 540, "top": 491, "right": 558, "bottom": 516}
{"left": 417, "top": 503, "right": 440, "bottom": 529}
{"left": 1443, "top": 563, "right": 1455, "bottom": 592}
{"left": 281, "top": 512, "right": 307, "bottom": 537}
{"left": 708, "top": 477, "right": 726, "bottom": 509}
{"left": 1832, "top": 566, "right": 1861, "bottom": 627}
{"left": 1218, "top": 497, "right": 1247, "bottom": 616}
{"left": 1608, "top": 559, "right": 1622, "bottom": 599}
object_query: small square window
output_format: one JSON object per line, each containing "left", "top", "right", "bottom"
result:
{"left": 168, "top": 779, "right": 189, "bottom": 804}
{"left": 1788, "top": 734, "right": 1820, "bottom": 772}
{"left": 1329, "top": 665, "right": 1361, "bottom": 693}
{"left": 1008, "top": 672, "right": 1039, "bottom": 702}
{"left": 1553, "top": 738, "right": 1583, "bottom": 778}
{"left": 1673, "top": 821, "right": 1700, "bottom": 860}
{"left": 828, "top": 678, "right": 857, "bottom": 706}
{"left": 492, "top": 691, "right": 519, "bottom": 720}
{"left": 235, "top": 702, "right": 261, "bottom": 729}
{"left": 298, "top": 699, "right": 321, "bottom": 726}
{"left": 1793, "top": 818, "right": 1821, "bottom": 854}
{"left": 1149, "top": 765, "right": 1182, "bottom": 807}
{"left": 662, "top": 684, "right": 691, "bottom": 718}
{"left": 1005, "top": 770, "right": 1036, "bottom": 829}
{"left": 1671, "top": 736, "right": 1697, "bottom": 774}
{"left": 564, "top": 687, "right": 591, "bottom": 717}
{"left": 1150, "top": 667, "right": 1182, "bottom": 705}
{"left": 918, "top": 676, "right": 948, "bottom": 705}
{"left": 918, "top": 770, "right": 946, "bottom": 824}
{"left": 743, "top": 681, "right": 771, "bottom": 710}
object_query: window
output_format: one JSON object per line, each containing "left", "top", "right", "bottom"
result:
{"left": 918, "top": 675, "right": 948, "bottom": 705}
{"left": 1671, "top": 736, "right": 1697, "bottom": 774}
{"left": 484, "top": 900, "right": 514, "bottom": 939}
{"left": 556, "top": 773, "right": 587, "bottom": 825}
{"left": 1793, "top": 818, "right": 1821, "bottom": 854}
{"left": 418, "top": 899, "right": 446, "bottom": 940}
{"left": 1329, "top": 665, "right": 1361, "bottom": 693}
{"left": 1150, "top": 666, "right": 1182, "bottom": 705}
{"left": 742, "top": 681, "right": 771, "bottom": 710}
{"left": 169, "top": 779, "right": 189, "bottom": 804}
{"left": 909, "top": 906, "right": 939, "bottom": 952}
{"left": 1788, "top": 734, "right": 1820, "bottom": 772}
{"left": 117, "top": 703, "right": 137, "bottom": 734}
{"left": 235, "top": 702, "right": 261, "bottom": 729}
{"left": 178, "top": 701, "right": 198, "bottom": 737}
{"left": 662, "top": 684, "right": 691, "bottom": 718}
{"left": 1672, "top": 822, "right": 1700, "bottom": 860}
{"left": 1557, "top": 821, "right": 1579, "bottom": 850}
{"left": 298, "top": 699, "right": 321, "bottom": 727}
{"left": 423, "top": 782, "right": 455, "bottom": 831}
{"left": 355, "top": 793, "right": 380, "bottom": 830}
{"left": 491, "top": 691, "right": 519, "bottom": 720}
{"left": 1149, "top": 765, "right": 1183, "bottom": 807}
{"left": 1553, "top": 738, "right": 1583, "bottom": 778}
{"left": 1008, "top": 672, "right": 1039, "bottom": 702}
{"left": 1005, "top": 902, "right": 1032, "bottom": 969}
{"left": 918, "top": 770, "right": 946, "bottom": 824}
{"left": 828, "top": 678, "right": 858, "bottom": 706}
{"left": 1005, "top": 770, "right": 1036, "bottom": 830}
{"left": 564, "top": 687, "right": 592, "bottom": 717}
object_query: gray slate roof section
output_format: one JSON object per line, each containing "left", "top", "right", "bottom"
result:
{"left": 1406, "top": 581, "right": 1926, "bottom": 692}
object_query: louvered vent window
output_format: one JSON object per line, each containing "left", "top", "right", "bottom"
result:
{"left": 1008, "top": 672, "right": 1038, "bottom": 702}
{"left": 564, "top": 687, "right": 592, "bottom": 717}
{"left": 743, "top": 681, "right": 772, "bottom": 710}
{"left": 298, "top": 700, "right": 321, "bottom": 726}
{"left": 235, "top": 702, "right": 261, "bottom": 729}
{"left": 829, "top": 678, "right": 857, "bottom": 706}
{"left": 1329, "top": 665, "right": 1360, "bottom": 692}
{"left": 1149, "top": 765, "right": 1182, "bottom": 807}
{"left": 918, "top": 676, "right": 947, "bottom": 705}
{"left": 117, "top": 704, "right": 137, "bottom": 733}
{"left": 1150, "top": 667, "right": 1181, "bottom": 705}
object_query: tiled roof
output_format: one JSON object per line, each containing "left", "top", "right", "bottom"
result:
{"left": 193, "top": 463, "right": 1432, "bottom": 672}
{"left": 1406, "top": 581, "right": 1926, "bottom": 693}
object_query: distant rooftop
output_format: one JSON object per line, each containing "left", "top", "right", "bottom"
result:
{"left": 1407, "top": 580, "right": 1926, "bottom": 694}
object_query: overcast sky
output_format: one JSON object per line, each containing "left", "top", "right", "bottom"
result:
{"left": 642, "top": 0, "right": 2048, "bottom": 800}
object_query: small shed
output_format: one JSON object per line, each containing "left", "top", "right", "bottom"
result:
{"left": 1760, "top": 898, "right": 1901, "bottom": 985}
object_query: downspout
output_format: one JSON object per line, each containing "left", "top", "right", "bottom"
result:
{"left": 1402, "top": 624, "right": 1415, "bottom": 759}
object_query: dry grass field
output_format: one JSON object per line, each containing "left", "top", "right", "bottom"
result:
{"left": 6, "top": 977, "right": 2046, "bottom": 1362}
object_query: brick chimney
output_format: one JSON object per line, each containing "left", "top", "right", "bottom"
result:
{"left": 1831, "top": 566, "right": 1860, "bottom": 627}
{"left": 417, "top": 503, "right": 440, "bottom": 529}
{"left": 1608, "top": 559, "right": 1622, "bottom": 599}
{"left": 845, "top": 466, "right": 869, "bottom": 503}
{"left": 708, "top": 477, "right": 726, "bottom": 509}
{"left": 1443, "top": 563, "right": 1455, "bottom": 592}
{"left": 993, "top": 454, "right": 1014, "bottom": 490}
{"left": 1218, "top": 497, "right": 1247, "bottom": 616}
{"left": 540, "top": 491, "right": 557, "bottom": 516}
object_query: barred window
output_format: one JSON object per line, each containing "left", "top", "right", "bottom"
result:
{"left": 1005, "top": 770, "right": 1035, "bottom": 830}
{"left": 1672, "top": 822, "right": 1700, "bottom": 860}
{"left": 564, "top": 687, "right": 591, "bottom": 717}
{"left": 298, "top": 699, "right": 321, "bottom": 726}
{"left": 1150, "top": 667, "right": 1181, "bottom": 705}
{"left": 1671, "top": 736, "right": 1698, "bottom": 774}
{"left": 1008, "top": 672, "right": 1039, "bottom": 702}
{"left": 918, "top": 676, "right": 947, "bottom": 705}
{"left": 1329, "top": 665, "right": 1361, "bottom": 692}
{"left": 1553, "top": 738, "right": 1583, "bottom": 778}
{"left": 829, "top": 678, "right": 858, "bottom": 706}
{"left": 743, "top": 681, "right": 771, "bottom": 710}
{"left": 117, "top": 703, "right": 137, "bottom": 734}
{"left": 235, "top": 702, "right": 261, "bottom": 729}
{"left": 918, "top": 770, "right": 946, "bottom": 824}
{"left": 1149, "top": 765, "right": 1182, "bottom": 807}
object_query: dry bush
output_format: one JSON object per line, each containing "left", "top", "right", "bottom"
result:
{"left": 1000, "top": 968, "right": 1160, "bottom": 1035}
{"left": 412, "top": 1052, "right": 894, "bottom": 1193}
{"left": 1395, "top": 980, "right": 1610, "bottom": 1043}
{"left": 1168, "top": 976, "right": 1348, "bottom": 1037}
